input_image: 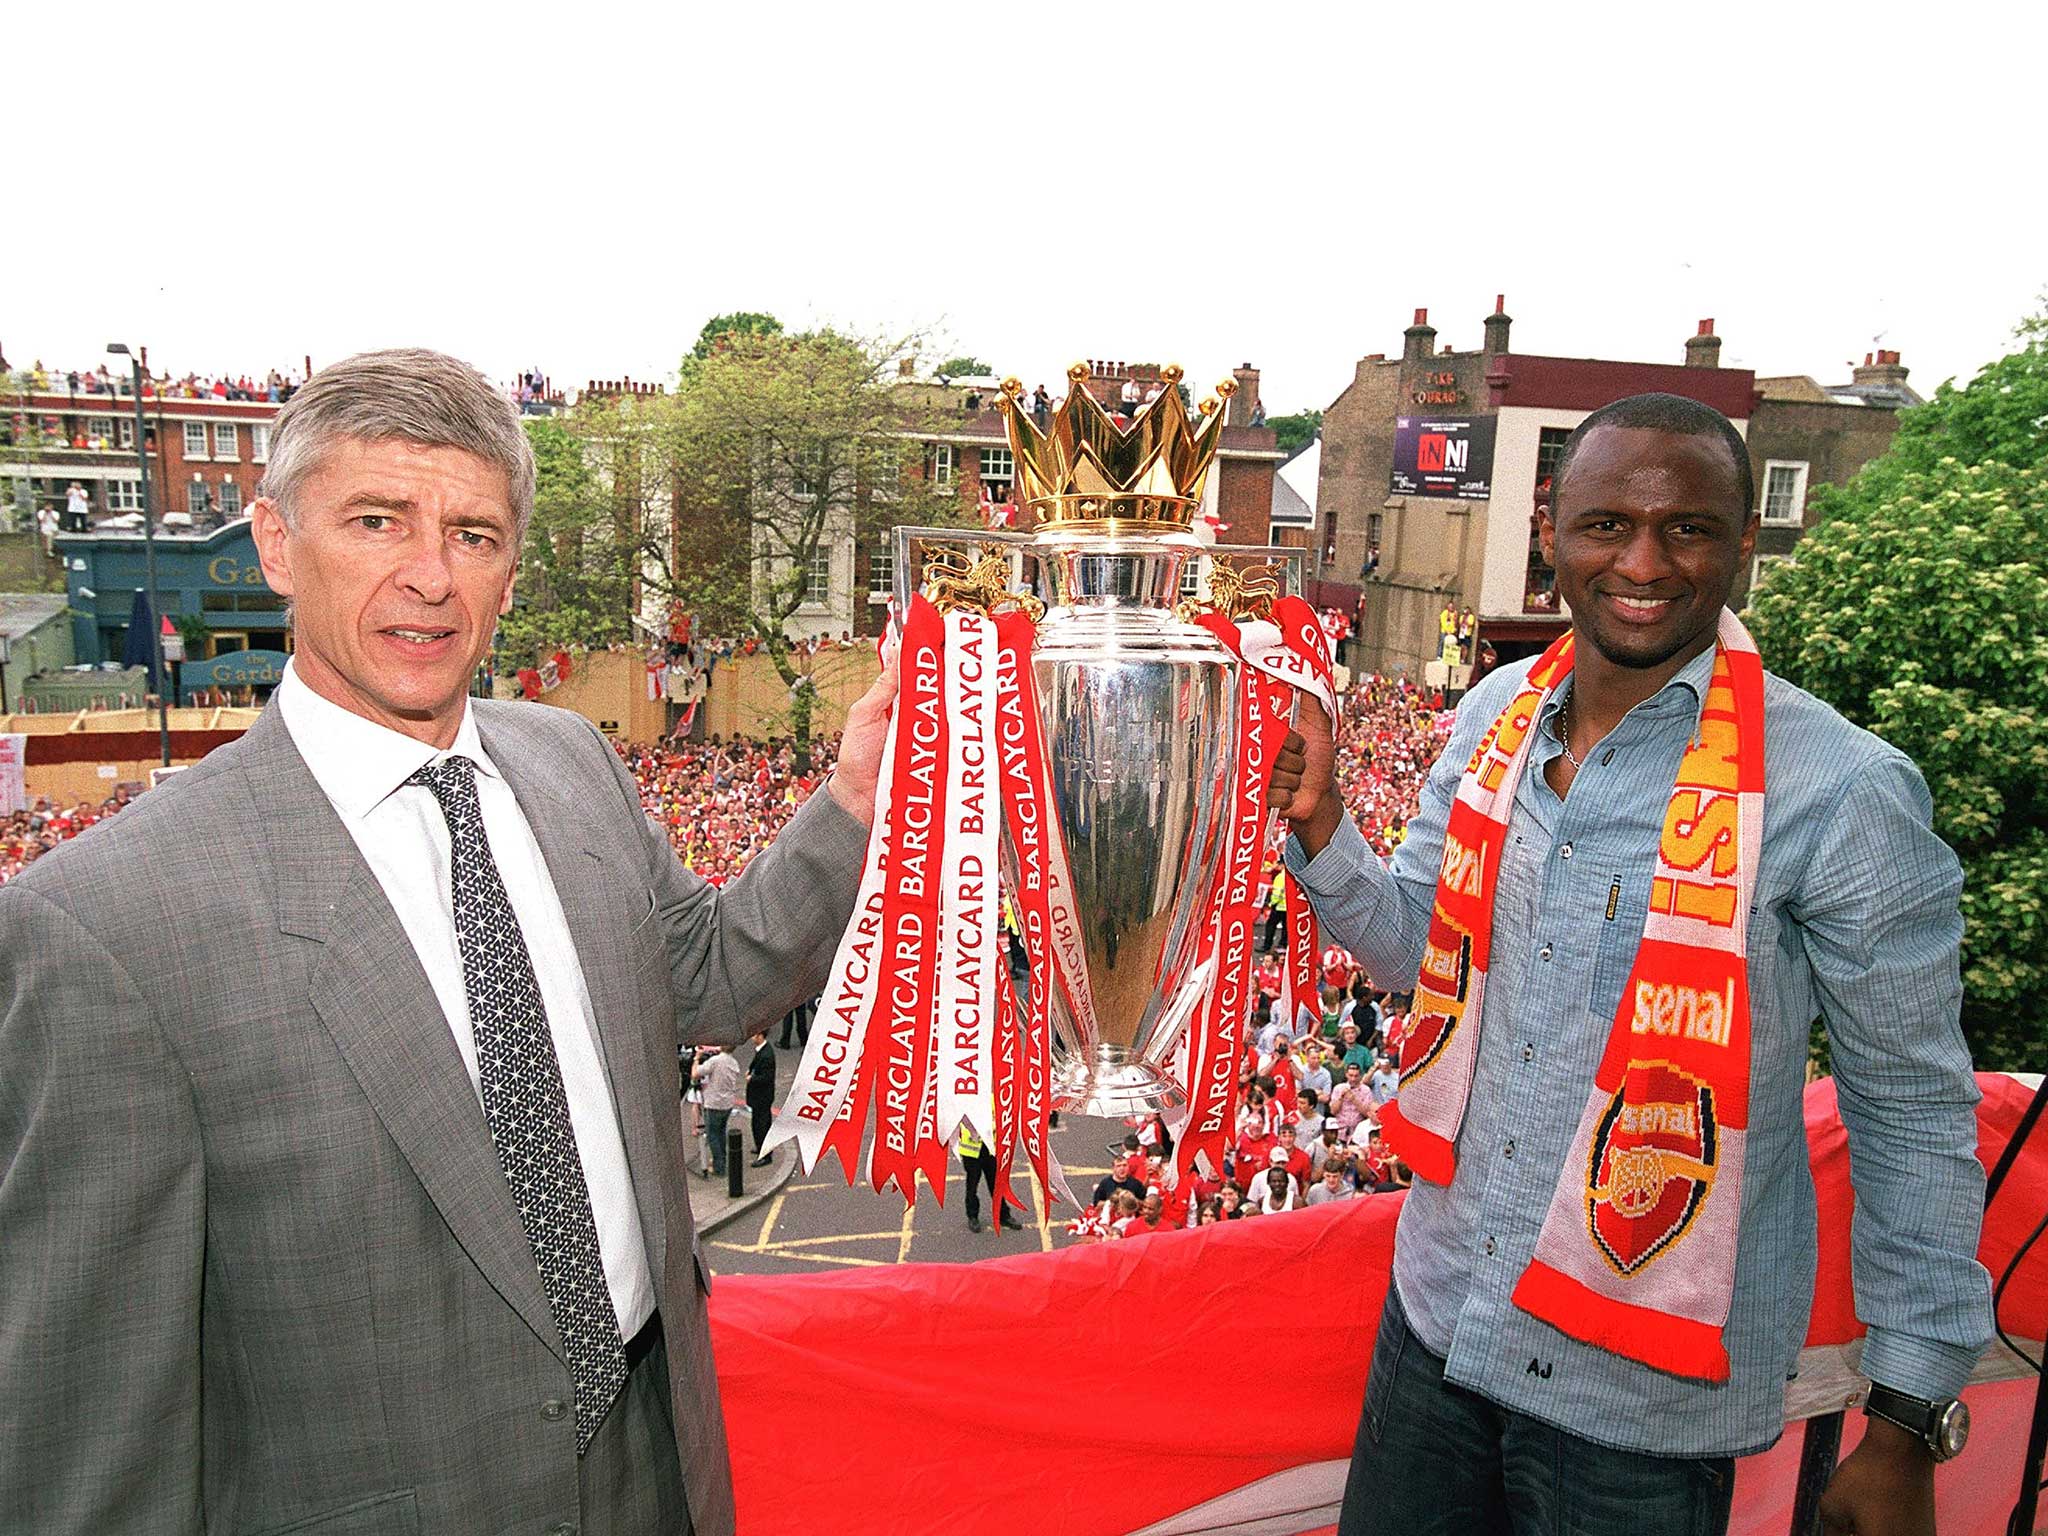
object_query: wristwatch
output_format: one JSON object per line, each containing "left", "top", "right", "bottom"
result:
{"left": 1864, "top": 1382, "right": 1970, "bottom": 1462}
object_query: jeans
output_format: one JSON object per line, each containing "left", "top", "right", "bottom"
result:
{"left": 1337, "top": 1286, "right": 1735, "bottom": 1536}
{"left": 704, "top": 1108, "right": 733, "bottom": 1175}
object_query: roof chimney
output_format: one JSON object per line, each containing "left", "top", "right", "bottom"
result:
{"left": 1482, "top": 294, "right": 1512, "bottom": 358}
{"left": 1852, "top": 350, "right": 1910, "bottom": 391}
{"left": 1229, "top": 363, "right": 1262, "bottom": 427}
{"left": 1684, "top": 318, "right": 1721, "bottom": 369}
{"left": 1403, "top": 307, "right": 1436, "bottom": 364}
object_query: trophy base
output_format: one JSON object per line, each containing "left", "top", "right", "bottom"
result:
{"left": 1053, "top": 1048, "right": 1187, "bottom": 1120}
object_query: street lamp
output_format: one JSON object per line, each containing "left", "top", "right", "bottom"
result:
{"left": 106, "top": 342, "right": 171, "bottom": 766}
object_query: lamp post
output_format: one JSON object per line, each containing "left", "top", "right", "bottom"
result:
{"left": 106, "top": 342, "right": 171, "bottom": 766}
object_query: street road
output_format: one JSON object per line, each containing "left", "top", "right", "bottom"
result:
{"left": 704, "top": 1111, "right": 1137, "bottom": 1276}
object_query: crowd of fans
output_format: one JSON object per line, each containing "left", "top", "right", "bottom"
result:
{"left": 618, "top": 731, "right": 842, "bottom": 887}
{"left": 3, "top": 358, "right": 307, "bottom": 403}
{"left": 1, "top": 792, "right": 135, "bottom": 885}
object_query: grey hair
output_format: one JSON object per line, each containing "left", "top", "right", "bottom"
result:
{"left": 258, "top": 347, "right": 536, "bottom": 539}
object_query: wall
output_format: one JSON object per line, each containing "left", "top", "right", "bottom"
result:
{"left": 702, "top": 644, "right": 879, "bottom": 743}
{"left": 1740, "top": 396, "right": 1901, "bottom": 602}
{"left": 520, "top": 645, "right": 882, "bottom": 745}
{"left": 2, "top": 611, "right": 74, "bottom": 712}
{"left": 2, "top": 707, "right": 261, "bottom": 802}
{"left": 516, "top": 647, "right": 668, "bottom": 740}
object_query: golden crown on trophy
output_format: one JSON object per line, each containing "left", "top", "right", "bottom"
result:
{"left": 997, "top": 363, "right": 1237, "bottom": 530}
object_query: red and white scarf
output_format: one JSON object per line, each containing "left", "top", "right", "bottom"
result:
{"left": 1378, "top": 608, "right": 1763, "bottom": 1381}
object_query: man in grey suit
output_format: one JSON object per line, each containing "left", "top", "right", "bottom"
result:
{"left": 0, "top": 348, "right": 893, "bottom": 1535}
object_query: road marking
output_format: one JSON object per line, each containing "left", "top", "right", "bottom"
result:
{"left": 728, "top": 1248, "right": 892, "bottom": 1270}
{"left": 896, "top": 1190, "right": 917, "bottom": 1263}
{"left": 754, "top": 1193, "right": 786, "bottom": 1250}
{"left": 759, "top": 1229, "right": 911, "bottom": 1249}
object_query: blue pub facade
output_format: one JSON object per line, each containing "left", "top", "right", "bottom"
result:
{"left": 55, "top": 518, "right": 292, "bottom": 702}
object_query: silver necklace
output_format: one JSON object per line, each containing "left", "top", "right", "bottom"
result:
{"left": 1559, "top": 687, "right": 1584, "bottom": 769}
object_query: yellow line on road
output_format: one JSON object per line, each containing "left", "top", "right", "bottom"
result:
{"left": 758, "top": 1229, "right": 910, "bottom": 1250}
{"left": 896, "top": 1192, "right": 917, "bottom": 1263}
{"left": 755, "top": 1249, "right": 892, "bottom": 1269}
{"left": 754, "top": 1193, "right": 785, "bottom": 1250}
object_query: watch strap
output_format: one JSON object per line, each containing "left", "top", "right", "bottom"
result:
{"left": 1865, "top": 1382, "right": 1940, "bottom": 1444}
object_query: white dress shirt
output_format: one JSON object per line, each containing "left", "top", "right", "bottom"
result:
{"left": 277, "top": 661, "right": 655, "bottom": 1339}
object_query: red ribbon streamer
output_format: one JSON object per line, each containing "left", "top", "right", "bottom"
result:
{"left": 994, "top": 609, "right": 1057, "bottom": 1203}
{"left": 868, "top": 596, "right": 950, "bottom": 1203}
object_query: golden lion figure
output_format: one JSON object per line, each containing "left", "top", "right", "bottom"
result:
{"left": 920, "top": 547, "right": 1045, "bottom": 621}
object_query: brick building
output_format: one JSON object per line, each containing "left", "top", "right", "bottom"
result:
{"left": 3, "top": 367, "right": 284, "bottom": 531}
{"left": 1744, "top": 350, "right": 1917, "bottom": 593}
{"left": 1317, "top": 303, "right": 1915, "bottom": 680}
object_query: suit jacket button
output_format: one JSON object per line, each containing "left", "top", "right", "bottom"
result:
{"left": 548, "top": 1523, "right": 578, "bottom": 1536}
{"left": 541, "top": 1398, "right": 568, "bottom": 1422}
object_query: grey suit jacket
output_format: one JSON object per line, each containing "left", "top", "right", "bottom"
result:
{"left": 0, "top": 701, "right": 866, "bottom": 1534}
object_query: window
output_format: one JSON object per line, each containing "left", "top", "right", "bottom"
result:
{"left": 183, "top": 422, "right": 209, "bottom": 458}
{"left": 1760, "top": 461, "right": 1809, "bottom": 526}
{"left": 804, "top": 547, "right": 832, "bottom": 606}
{"left": 218, "top": 479, "right": 243, "bottom": 516}
{"left": 868, "top": 445, "right": 900, "bottom": 497}
{"left": 980, "top": 446, "right": 1014, "bottom": 490}
{"left": 791, "top": 441, "right": 828, "bottom": 499}
{"left": 87, "top": 416, "right": 114, "bottom": 446}
{"left": 117, "top": 418, "right": 135, "bottom": 449}
{"left": 1750, "top": 553, "right": 1789, "bottom": 590}
{"left": 251, "top": 423, "right": 271, "bottom": 462}
{"left": 1534, "top": 426, "right": 1572, "bottom": 500}
{"left": 1179, "top": 558, "right": 1204, "bottom": 602}
{"left": 203, "top": 591, "right": 286, "bottom": 613}
{"left": 928, "top": 443, "right": 954, "bottom": 488}
{"left": 868, "top": 539, "right": 895, "bottom": 600}
{"left": 106, "top": 478, "right": 144, "bottom": 512}
{"left": 214, "top": 423, "right": 239, "bottom": 459}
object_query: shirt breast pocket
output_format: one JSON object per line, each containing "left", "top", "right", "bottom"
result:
{"left": 1589, "top": 873, "right": 1640, "bottom": 1024}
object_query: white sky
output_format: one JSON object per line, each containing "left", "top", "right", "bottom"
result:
{"left": 15, "top": 2, "right": 2043, "bottom": 417}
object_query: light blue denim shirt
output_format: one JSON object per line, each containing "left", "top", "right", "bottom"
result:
{"left": 1286, "top": 645, "right": 1991, "bottom": 1456}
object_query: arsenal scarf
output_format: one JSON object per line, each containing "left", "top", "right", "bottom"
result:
{"left": 1378, "top": 608, "right": 1763, "bottom": 1382}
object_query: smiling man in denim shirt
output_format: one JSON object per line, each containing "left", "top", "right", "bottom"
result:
{"left": 1269, "top": 394, "right": 1990, "bottom": 1536}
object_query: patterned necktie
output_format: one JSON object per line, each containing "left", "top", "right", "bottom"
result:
{"left": 408, "top": 755, "right": 627, "bottom": 1454}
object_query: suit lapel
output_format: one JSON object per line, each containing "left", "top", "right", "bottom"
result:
{"left": 239, "top": 706, "right": 563, "bottom": 1360}
{"left": 481, "top": 711, "right": 671, "bottom": 1292}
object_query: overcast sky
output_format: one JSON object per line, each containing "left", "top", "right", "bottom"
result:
{"left": 15, "top": 3, "right": 2042, "bottom": 418}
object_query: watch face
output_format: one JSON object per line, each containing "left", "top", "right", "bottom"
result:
{"left": 1936, "top": 1399, "right": 1971, "bottom": 1460}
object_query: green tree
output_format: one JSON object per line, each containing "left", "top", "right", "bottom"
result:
{"left": 937, "top": 356, "right": 992, "bottom": 379}
{"left": 1267, "top": 409, "right": 1323, "bottom": 457}
{"left": 623, "top": 327, "right": 974, "bottom": 758}
{"left": 688, "top": 312, "right": 784, "bottom": 365}
{"left": 494, "top": 414, "right": 638, "bottom": 666}
{"left": 1745, "top": 308, "right": 2048, "bottom": 1069}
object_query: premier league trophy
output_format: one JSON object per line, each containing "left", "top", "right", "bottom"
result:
{"left": 894, "top": 365, "right": 1304, "bottom": 1118}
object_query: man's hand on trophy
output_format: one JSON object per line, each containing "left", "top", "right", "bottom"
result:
{"left": 827, "top": 653, "right": 899, "bottom": 828}
{"left": 1269, "top": 692, "right": 1344, "bottom": 858}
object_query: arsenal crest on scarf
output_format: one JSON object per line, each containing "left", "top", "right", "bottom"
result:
{"left": 767, "top": 364, "right": 1338, "bottom": 1211}
{"left": 1379, "top": 607, "right": 1764, "bottom": 1381}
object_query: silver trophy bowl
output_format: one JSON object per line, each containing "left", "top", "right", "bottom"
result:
{"left": 895, "top": 525, "right": 1301, "bottom": 1117}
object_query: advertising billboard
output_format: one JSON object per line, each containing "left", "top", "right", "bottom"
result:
{"left": 1391, "top": 415, "right": 1496, "bottom": 500}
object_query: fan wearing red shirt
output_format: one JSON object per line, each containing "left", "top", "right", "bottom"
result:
{"left": 1320, "top": 944, "right": 1355, "bottom": 993}
{"left": 1233, "top": 1123, "right": 1276, "bottom": 1184}
{"left": 1272, "top": 1124, "right": 1313, "bottom": 1189}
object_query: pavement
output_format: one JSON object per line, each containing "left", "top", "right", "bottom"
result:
{"left": 700, "top": 1110, "right": 1136, "bottom": 1277}
{"left": 689, "top": 1127, "right": 803, "bottom": 1237}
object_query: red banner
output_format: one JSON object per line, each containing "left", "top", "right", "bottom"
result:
{"left": 994, "top": 610, "right": 1058, "bottom": 1203}
{"left": 1282, "top": 873, "right": 1318, "bottom": 1036}
{"left": 868, "top": 596, "right": 950, "bottom": 1203}
{"left": 1178, "top": 615, "right": 1292, "bottom": 1179}
{"left": 991, "top": 964, "right": 1024, "bottom": 1214}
